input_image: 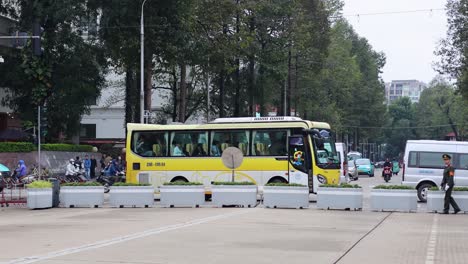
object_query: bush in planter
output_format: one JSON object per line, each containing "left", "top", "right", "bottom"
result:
{"left": 317, "top": 183, "right": 363, "bottom": 210}
{"left": 60, "top": 181, "right": 104, "bottom": 208}
{"left": 263, "top": 182, "right": 309, "bottom": 209}
{"left": 27, "top": 180, "right": 53, "bottom": 209}
{"left": 160, "top": 181, "right": 204, "bottom": 207}
{"left": 212, "top": 181, "right": 255, "bottom": 185}
{"left": 110, "top": 182, "right": 154, "bottom": 208}
{"left": 320, "top": 183, "right": 361, "bottom": 188}
{"left": 113, "top": 182, "right": 151, "bottom": 186}
{"left": 211, "top": 181, "right": 257, "bottom": 208}
{"left": 27, "top": 180, "right": 53, "bottom": 189}
{"left": 163, "top": 181, "right": 203, "bottom": 186}
{"left": 373, "top": 185, "right": 414, "bottom": 190}
{"left": 61, "top": 182, "right": 102, "bottom": 187}
{"left": 265, "top": 183, "right": 306, "bottom": 187}
{"left": 371, "top": 185, "right": 417, "bottom": 212}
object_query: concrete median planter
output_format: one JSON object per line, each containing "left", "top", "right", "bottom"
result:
{"left": 211, "top": 185, "right": 257, "bottom": 208}
{"left": 27, "top": 188, "right": 52, "bottom": 209}
{"left": 371, "top": 189, "right": 417, "bottom": 212}
{"left": 160, "top": 185, "right": 205, "bottom": 208}
{"left": 427, "top": 190, "right": 468, "bottom": 213}
{"left": 317, "top": 187, "right": 363, "bottom": 210}
{"left": 263, "top": 186, "right": 309, "bottom": 209}
{"left": 59, "top": 186, "right": 104, "bottom": 208}
{"left": 109, "top": 186, "right": 155, "bottom": 208}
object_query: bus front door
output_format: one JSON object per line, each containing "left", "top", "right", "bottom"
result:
{"left": 288, "top": 135, "right": 310, "bottom": 188}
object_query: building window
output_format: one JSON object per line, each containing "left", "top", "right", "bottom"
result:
{"left": 80, "top": 124, "right": 96, "bottom": 139}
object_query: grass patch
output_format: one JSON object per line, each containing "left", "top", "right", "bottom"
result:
{"left": 265, "top": 183, "right": 306, "bottom": 187}
{"left": 113, "top": 182, "right": 151, "bottom": 186}
{"left": 454, "top": 187, "right": 468, "bottom": 192}
{"left": 212, "top": 181, "right": 255, "bottom": 185}
{"left": 373, "top": 185, "right": 414, "bottom": 190}
{"left": 320, "top": 183, "right": 361, "bottom": 188}
{"left": 27, "top": 180, "right": 52, "bottom": 188}
{"left": 163, "top": 181, "right": 203, "bottom": 186}
{"left": 61, "top": 182, "right": 102, "bottom": 187}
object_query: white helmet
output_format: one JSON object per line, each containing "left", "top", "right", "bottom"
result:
{"left": 70, "top": 159, "right": 74, "bottom": 162}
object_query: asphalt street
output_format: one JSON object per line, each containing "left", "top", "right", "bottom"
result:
{"left": 0, "top": 169, "right": 467, "bottom": 264}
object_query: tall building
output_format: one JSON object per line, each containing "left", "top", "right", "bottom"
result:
{"left": 385, "top": 80, "right": 426, "bottom": 104}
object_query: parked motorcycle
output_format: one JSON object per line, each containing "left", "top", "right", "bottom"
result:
{"left": 383, "top": 166, "right": 392, "bottom": 183}
{"left": 96, "top": 171, "right": 125, "bottom": 193}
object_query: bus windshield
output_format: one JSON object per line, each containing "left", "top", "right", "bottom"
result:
{"left": 311, "top": 132, "right": 339, "bottom": 169}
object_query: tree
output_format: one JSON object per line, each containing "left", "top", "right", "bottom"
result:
{"left": 415, "top": 77, "right": 468, "bottom": 140}
{"left": 0, "top": 0, "right": 107, "bottom": 140}
{"left": 384, "top": 97, "right": 417, "bottom": 158}
{"left": 436, "top": 0, "right": 468, "bottom": 100}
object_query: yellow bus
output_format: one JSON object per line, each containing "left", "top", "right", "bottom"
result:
{"left": 126, "top": 116, "right": 340, "bottom": 193}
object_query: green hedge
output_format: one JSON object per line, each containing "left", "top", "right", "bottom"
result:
{"left": 0, "top": 142, "right": 36, "bottom": 152}
{"left": 265, "top": 183, "right": 306, "bottom": 187}
{"left": 0, "top": 142, "right": 94, "bottom": 152}
{"left": 212, "top": 181, "right": 255, "bottom": 185}
{"left": 373, "top": 185, "right": 414, "bottom": 190}
{"left": 113, "top": 182, "right": 151, "bottom": 186}
{"left": 163, "top": 181, "right": 203, "bottom": 186}
{"left": 429, "top": 186, "right": 468, "bottom": 191}
{"left": 320, "top": 183, "right": 361, "bottom": 188}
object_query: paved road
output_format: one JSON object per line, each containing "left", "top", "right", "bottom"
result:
{"left": 0, "top": 169, "right": 466, "bottom": 264}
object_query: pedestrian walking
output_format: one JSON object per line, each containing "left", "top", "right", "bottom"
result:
{"left": 440, "top": 154, "right": 461, "bottom": 214}
{"left": 83, "top": 155, "right": 91, "bottom": 181}
{"left": 90, "top": 155, "right": 97, "bottom": 178}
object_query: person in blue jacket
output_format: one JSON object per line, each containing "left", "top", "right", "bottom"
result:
{"left": 14, "top": 160, "right": 28, "bottom": 179}
{"left": 105, "top": 159, "right": 121, "bottom": 177}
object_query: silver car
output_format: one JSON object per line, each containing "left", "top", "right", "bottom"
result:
{"left": 348, "top": 160, "right": 358, "bottom": 181}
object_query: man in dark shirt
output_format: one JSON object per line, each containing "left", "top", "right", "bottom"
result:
{"left": 90, "top": 155, "right": 97, "bottom": 178}
{"left": 440, "top": 154, "right": 460, "bottom": 214}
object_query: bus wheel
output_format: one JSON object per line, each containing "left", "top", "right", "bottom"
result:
{"left": 268, "top": 177, "right": 287, "bottom": 184}
{"left": 171, "top": 176, "right": 188, "bottom": 183}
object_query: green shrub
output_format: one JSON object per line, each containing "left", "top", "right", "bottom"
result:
{"left": 0, "top": 142, "right": 36, "bottom": 152}
{"left": 27, "top": 180, "right": 52, "bottom": 188}
{"left": 373, "top": 185, "right": 414, "bottom": 190}
{"left": 163, "top": 181, "right": 203, "bottom": 186}
{"left": 454, "top": 187, "right": 468, "bottom": 192}
{"left": 429, "top": 186, "right": 440, "bottom": 191}
{"left": 61, "top": 182, "right": 102, "bottom": 187}
{"left": 42, "top": 144, "right": 94, "bottom": 152}
{"left": 113, "top": 182, "right": 151, "bottom": 186}
{"left": 212, "top": 181, "right": 255, "bottom": 185}
{"left": 0, "top": 142, "right": 94, "bottom": 152}
{"left": 265, "top": 183, "right": 306, "bottom": 187}
{"left": 320, "top": 183, "right": 361, "bottom": 188}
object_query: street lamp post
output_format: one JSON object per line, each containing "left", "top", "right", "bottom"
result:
{"left": 140, "top": 0, "right": 148, "bottom": 124}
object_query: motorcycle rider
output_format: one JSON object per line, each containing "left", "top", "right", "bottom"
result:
{"left": 65, "top": 159, "right": 78, "bottom": 176}
{"left": 14, "top": 160, "right": 28, "bottom": 179}
{"left": 382, "top": 158, "right": 392, "bottom": 177}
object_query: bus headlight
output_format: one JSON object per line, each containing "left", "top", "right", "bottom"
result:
{"left": 317, "top": 175, "right": 327, "bottom": 184}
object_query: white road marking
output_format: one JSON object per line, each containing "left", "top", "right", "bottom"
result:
{"left": 425, "top": 214, "right": 439, "bottom": 264}
{"left": 4, "top": 209, "right": 254, "bottom": 264}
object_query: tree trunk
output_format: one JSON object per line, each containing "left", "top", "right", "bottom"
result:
{"left": 294, "top": 54, "right": 299, "bottom": 116}
{"left": 234, "top": 0, "right": 241, "bottom": 117}
{"left": 178, "top": 64, "right": 187, "bottom": 123}
{"left": 125, "top": 67, "right": 138, "bottom": 128}
{"left": 144, "top": 55, "right": 152, "bottom": 116}
{"left": 219, "top": 69, "right": 225, "bottom": 118}
{"left": 286, "top": 47, "right": 292, "bottom": 116}
{"left": 172, "top": 68, "right": 177, "bottom": 122}
{"left": 248, "top": 16, "right": 256, "bottom": 117}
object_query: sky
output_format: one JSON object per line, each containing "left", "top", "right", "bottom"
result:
{"left": 342, "top": 0, "right": 448, "bottom": 84}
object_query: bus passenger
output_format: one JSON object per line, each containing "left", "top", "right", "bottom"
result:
{"left": 172, "top": 142, "right": 184, "bottom": 156}
{"left": 211, "top": 140, "right": 221, "bottom": 156}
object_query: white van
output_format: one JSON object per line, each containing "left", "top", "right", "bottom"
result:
{"left": 336, "top": 143, "right": 348, "bottom": 183}
{"left": 347, "top": 151, "right": 362, "bottom": 161}
{"left": 402, "top": 140, "right": 468, "bottom": 202}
